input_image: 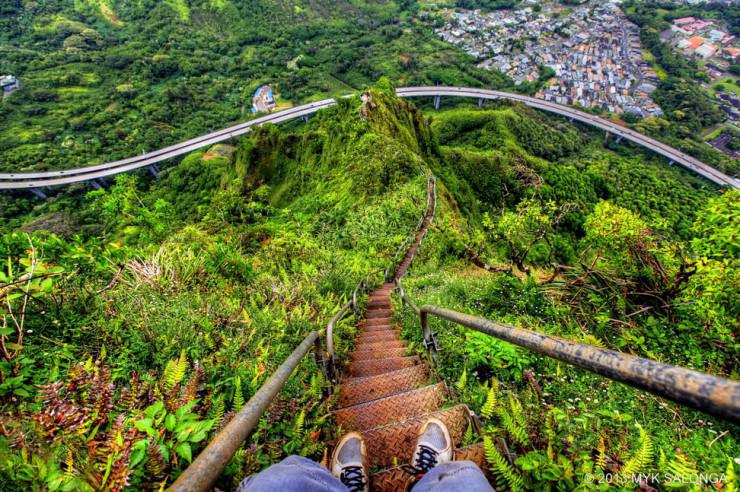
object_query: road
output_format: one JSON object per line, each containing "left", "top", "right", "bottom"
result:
{"left": 1, "top": 87, "right": 737, "bottom": 190}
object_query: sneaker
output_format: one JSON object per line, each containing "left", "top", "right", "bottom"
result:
{"left": 331, "top": 432, "right": 369, "bottom": 492}
{"left": 410, "top": 417, "right": 454, "bottom": 477}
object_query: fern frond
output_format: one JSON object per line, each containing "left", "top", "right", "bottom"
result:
{"left": 508, "top": 394, "right": 527, "bottom": 430}
{"left": 294, "top": 409, "right": 305, "bottom": 434}
{"left": 310, "top": 372, "right": 323, "bottom": 400}
{"left": 481, "top": 379, "right": 499, "bottom": 419}
{"left": 660, "top": 449, "right": 698, "bottom": 478}
{"left": 725, "top": 458, "right": 736, "bottom": 492}
{"left": 64, "top": 448, "right": 75, "bottom": 478}
{"left": 596, "top": 437, "right": 607, "bottom": 472}
{"left": 622, "top": 424, "right": 654, "bottom": 476}
{"left": 233, "top": 377, "right": 245, "bottom": 410}
{"left": 162, "top": 351, "right": 188, "bottom": 390}
{"left": 464, "top": 422, "right": 474, "bottom": 445}
{"left": 483, "top": 435, "right": 523, "bottom": 492}
{"left": 495, "top": 395, "right": 529, "bottom": 446}
{"left": 209, "top": 394, "right": 225, "bottom": 424}
{"left": 456, "top": 368, "right": 467, "bottom": 391}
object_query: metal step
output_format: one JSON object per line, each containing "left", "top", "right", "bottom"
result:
{"left": 360, "top": 322, "right": 395, "bottom": 331}
{"left": 370, "top": 442, "right": 492, "bottom": 491}
{"left": 333, "top": 383, "right": 447, "bottom": 432}
{"left": 339, "top": 365, "right": 430, "bottom": 407}
{"left": 357, "top": 330, "right": 401, "bottom": 343}
{"left": 354, "top": 340, "right": 406, "bottom": 352}
{"left": 358, "top": 404, "right": 471, "bottom": 470}
{"left": 363, "top": 316, "right": 393, "bottom": 325}
{"left": 366, "top": 308, "right": 393, "bottom": 319}
{"left": 346, "top": 356, "right": 421, "bottom": 377}
{"left": 351, "top": 348, "right": 407, "bottom": 361}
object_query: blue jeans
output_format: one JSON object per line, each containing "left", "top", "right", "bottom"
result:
{"left": 237, "top": 455, "right": 494, "bottom": 491}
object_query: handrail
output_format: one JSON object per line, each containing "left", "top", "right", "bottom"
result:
{"left": 171, "top": 330, "right": 323, "bottom": 492}
{"left": 416, "top": 306, "right": 740, "bottom": 422}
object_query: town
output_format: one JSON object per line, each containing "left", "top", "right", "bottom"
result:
{"left": 433, "top": 2, "right": 664, "bottom": 117}
{"left": 660, "top": 15, "right": 739, "bottom": 158}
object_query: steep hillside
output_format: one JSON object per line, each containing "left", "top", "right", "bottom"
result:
{"left": 0, "top": 88, "right": 737, "bottom": 490}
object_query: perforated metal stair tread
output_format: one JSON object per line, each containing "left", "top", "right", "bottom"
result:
{"left": 333, "top": 383, "right": 448, "bottom": 432}
{"left": 346, "top": 356, "right": 421, "bottom": 377}
{"left": 357, "top": 404, "right": 471, "bottom": 469}
{"left": 351, "top": 348, "right": 408, "bottom": 360}
{"left": 370, "top": 443, "right": 492, "bottom": 492}
{"left": 338, "top": 364, "right": 431, "bottom": 407}
{"left": 354, "top": 340, "right": 406, "bottom": 352}
{"left": 357, "top": 331, "right": 402, "bottom": 342}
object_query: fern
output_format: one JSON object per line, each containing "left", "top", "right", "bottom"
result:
{"left": 658, "top": 449, "right": 698, "bottom": 479}
{"left": 508, "top": 394, "right": 527, "bottom": 430}
{"left": 162, "top": 351, "right": 188, "bottom": 390}
{"left": 209, "top": 394, "right": 225, "bottom": 424}
{"left": 622, "top": 424, "right": 654, "bottom": 476}
{"left": 496, "top": 396, "right": 529, "bottom": 446}
{"left": 726, "top": 458, "right": 736, "bottom": 492}
{"left": 233, "top": 377, "right": 245, "bottom": 411}
{"left": 483, "top": 435, "right": 523, "bottom": 492}
{"left": 64, "top": 448, "right": 75, "bottom": 478}
{"left": 309, "top": 372, "right": 323, "bottom": 400}
{"left": 456, "top": 368, "right": 467, "bottom": 391}
{"left": 294, "top": 409, "right": 306, "bottom": 433}
{"left": 464, "top": 422, "right": 474, "bottom": 445}
{"left": 596, "top": 437, "right": 607, "bottom": 472}
{"left": 481, "top": 379, "right": 499, "bottom": 419}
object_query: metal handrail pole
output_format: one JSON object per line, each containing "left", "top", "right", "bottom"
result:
{"left": 170, "top": 331, "right": 321, "bottom": 492}
{"left": 419, "top": 305, "right": 740, "bottom": 423}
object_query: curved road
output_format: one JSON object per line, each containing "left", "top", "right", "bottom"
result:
{"left": 1, "top": 87, "right": 737, "bottom": 190}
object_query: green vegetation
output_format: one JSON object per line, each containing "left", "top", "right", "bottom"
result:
{"left": 0, "top": 89, "right": 436, "bottom": 490}
{"left": 1, "top": 83, "right": 738, "bottom": 491}
{"left": 0, "top": 0, "right": 511, "bottom": 174}
{"left": 395, "top": 101, "right": 738, "bottom": 490}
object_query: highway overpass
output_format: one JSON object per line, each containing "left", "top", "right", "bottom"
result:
{"left": 1, "top": 87, "right": 737, "bottom": 190}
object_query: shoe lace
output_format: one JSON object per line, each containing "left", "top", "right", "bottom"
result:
{"left": 411, "top": 444, "right": 439, "bottom": 476}
{"left": 340, "top": 465, "right": 367, "bottom": 492}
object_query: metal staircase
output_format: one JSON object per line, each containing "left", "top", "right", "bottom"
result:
{"left": 332, "top": 281, "right": 491, "bottom": 491}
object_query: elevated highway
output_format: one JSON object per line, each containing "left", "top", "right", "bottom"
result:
{"left": 1, "top": 86, "right": 737, "bottom": 190}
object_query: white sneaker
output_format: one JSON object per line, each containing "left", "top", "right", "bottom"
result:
{"left": 331, "top": 432, "right": 369, "bottom": 492}
{"left": 410, "top": 417, "right": 454, "bottom": 476}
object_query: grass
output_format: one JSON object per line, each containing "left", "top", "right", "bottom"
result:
{"left": 711, "top": 77, "right": 740, "bottom": 95}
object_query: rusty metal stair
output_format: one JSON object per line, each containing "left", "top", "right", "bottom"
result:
{"left": 331, "top": 282, "right": 490, "bottom": 489}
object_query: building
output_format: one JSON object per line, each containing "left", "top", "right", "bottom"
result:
{"left": 251, "top": 85, "right": 276, "bottom": 113}
{"left": 695, "top": 43, "right": 717, "bottom": 60}
{"left": 1, "top": 75, "right": 19, "bottom": 98}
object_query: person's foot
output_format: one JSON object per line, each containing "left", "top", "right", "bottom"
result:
{"left": 410, "top": 417, "right": 454, "bottom": 477}
{"left": 331, "top": 432, "right": 369, "bottom": 492}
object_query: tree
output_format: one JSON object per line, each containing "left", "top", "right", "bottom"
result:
{"left": 492, "top": 198, "right": 560, "bottom": 273}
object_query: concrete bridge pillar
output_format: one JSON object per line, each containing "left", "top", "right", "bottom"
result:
{"left": 90, "top": 180, "right": 102, "bottom": 190}
{"left": 615, "top": 136, "right": 622, "bottom": 144}
{"left": 478, "top": 98, "right": 484, "bottom": 107}
{"left": 302, "top": 115, "right": 310, "bottom": 122}
{"left": 148, "top": 164, "right": 159, "bottom": 177}
{"left": 434, "top": 95, "right": 441, "bottom": 110}
{"left": 30, "top": 188, "right": 47, "bottom": 200}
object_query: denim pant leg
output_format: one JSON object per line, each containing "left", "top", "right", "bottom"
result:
{"left": 412, "top": 460, "right": 495, "bottom": 492}
{"left": 235, "top": 455, "right": 348, "bottom": 492}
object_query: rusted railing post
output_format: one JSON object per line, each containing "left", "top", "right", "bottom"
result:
{"left": 170, "top": 331, "right": 321, "bottom": 492}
